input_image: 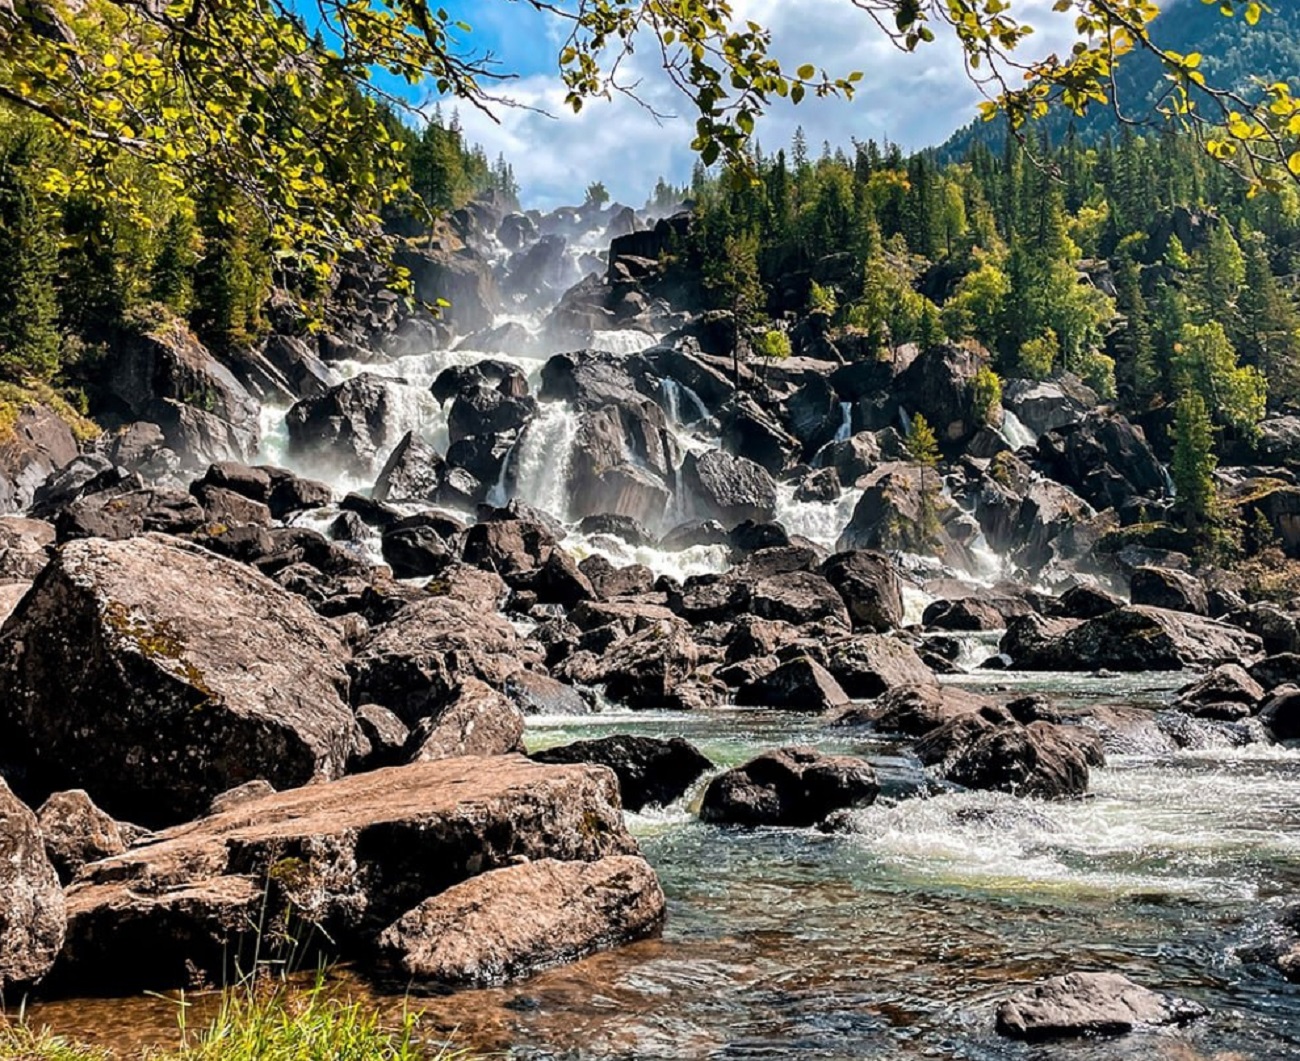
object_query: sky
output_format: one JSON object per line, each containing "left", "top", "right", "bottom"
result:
{"left": 401, "top": 1, "right": 1160, "bottom": 210}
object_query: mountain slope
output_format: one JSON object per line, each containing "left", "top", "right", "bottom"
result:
{"left": 939, "top": 1, "right": 1300, "bottom": 158}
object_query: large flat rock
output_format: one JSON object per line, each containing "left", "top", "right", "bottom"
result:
{"left": 53, "top": 756, "right": 638, "bottom": 993}
{"left": 0, "top": 534, "right": 357, "bottom": 826}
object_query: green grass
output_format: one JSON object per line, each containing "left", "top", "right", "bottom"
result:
{"left": 1, "top": 975, "right": 476, "bottom": 1061}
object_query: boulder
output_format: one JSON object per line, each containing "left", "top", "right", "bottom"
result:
{"left": 286, "top": 374, "right": 409, "bottom": 480}
{"left": 736, "top": 657, "right": 850, "bottom": 713}
{"left": 0, "top": 779, "right": 65, "bottom": 995}
{"left": 55, "top": 486, "right": 208, "bottom": 543}
{"left": 1174, "top": 664, "right": 1265, "bottom": 719}
{"left": 895, "top": 342, "right": 999, "bottom": 445}
{"left": 600, "top": 619, "right": 699, "bottom": 710}
{"left": 747, "top": 571, "right": 850, "bottom": 629}
{"left": 349, "top": 596, "right": 526, "bottom": 725}
{"left": 1259, "top": 685, "right": 1300, "bottom": 740}
{"left": 503, "top": 671, "right": 589, "bottom": 716}
{"left": 865, "top": 683, "right": 993, "bottom": 737}
{"left": 718, "top": 394, "right": 800, "bottom": 475}
{"left": 700, "top": 747, "right": 878, "bottom": 827}
{"left": 405, "top": 678, "right": 525, "bottom": 761}
{"left": 377, "top": 856, "right": 664, "bottom": 987}
{"left": 102, "top": 320, "right": 260, "bottom": 464}
{"left": 447, "top": 387, "right": 537, "bottom": 445}
{"left": 0, "top": 516, "right": 55, "bottom": 582}
{"left": 995, "top": 971, "right": 1206, "bottom": 1041}
{"left": 1001, "top": 376, "right": 1098, "bottom": 437}
{"left": 836, "top": 463, "right": 975, "bottom": 569}
{"left": 918, "top": 712, "right": 1095, "bottom": 799}
{"left": 35, "top": 790, "right": 127, "bottom": 885}
{"left": 381, "top": 524, "right": 453, "bottom": 580}
{"left": 680, "top": 450, "right": 778, "bottom": 525}
{"left": 1036, "top": 413, "right": 1168, "bottom": 512}
{"left": 1002, "top": 606, "right": 1263, "bottom": 672}
{"left": 819, "top": 551, "right": 903, "bottom": 633}
{"left": 396, "top": 246, "right": 500, "bottom": 334}
{"left": 1130, "top": 566, "right": 1208, "bottom": 616}
{"left": 54, "top": 757, "right": 636, "bottom": 992}
{"left": 1056, "top": 583, "right": 1123, "bottom": 620}
{"left": 1250, "top": 654, "right": 1300, "bottom": 693}
{"left": 373, "top": 432, "right": 444, "bottom": 503}
{"left": 0, "top": 535, "right": 356, "bottom": 827}
{"left": 0, "top": 406, "right": 79, "bottom": 514}
{"left": 823, "top": 636, "right": 936, "bottom": 699}
{"left": 532, "top": 735, "right": 714, "bottom": 811}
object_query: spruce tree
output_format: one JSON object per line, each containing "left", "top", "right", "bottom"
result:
{"left": 0, "top": 136, "right": 60, "bottom": 382}
{"left": 1171, "top": 391, "right": 1217, "bottom": 531}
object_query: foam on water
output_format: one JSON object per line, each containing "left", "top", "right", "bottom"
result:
{"left": 999, "top": 408, "right": 1037, "bottom": 450}
{"left": 773, "top": 484, "right": 863, "bottom": 550}
{"left": 563, "top": 530, "right": 731, "bottom": 580}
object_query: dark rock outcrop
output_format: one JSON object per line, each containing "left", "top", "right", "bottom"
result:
{"left": 35, "top": 790, "right": 128, "bottom": 885}
{"left": 700, "top": 747, "right": 878, "bottom": 827}
{"left": 532, "top": 735, "right": 714, "bottom": 811}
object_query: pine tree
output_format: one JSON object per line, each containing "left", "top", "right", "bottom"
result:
{"left": 1171, "top": 391, "right": 1217, "bottom": 531}
{"left": 151, "top": 209, "right": 198, "bottom": 313}
{"left": 0, "top": 136, "right": 60, "bottom": 382}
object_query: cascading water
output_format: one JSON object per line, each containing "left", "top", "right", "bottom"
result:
{"left": 999, "top": 408, "right": 1038, "bottom": 450}
{"left": 772, "top": 483, "right": 863, "bottom": 551}
{"left": 661, "top": 377, "right": 709, "bottom": 426}
{"left": 512, "top": 401, "right": 580, "bottom": 520}
{"left": 833, "top": 401, "right": 853, "bottom": 443}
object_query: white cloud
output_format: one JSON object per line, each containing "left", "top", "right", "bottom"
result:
{"left": 451, "top": 0, "right": 1085, "bottom": 210}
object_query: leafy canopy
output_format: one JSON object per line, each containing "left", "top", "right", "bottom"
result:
{"left": 0, "top": 0, "right": 1292, "bottom": 267}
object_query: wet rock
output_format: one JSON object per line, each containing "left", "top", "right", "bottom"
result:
{"left": 995, "top": 971, "right": 1206, "bottom": 1041}
{"left": 55, "top": 757, "right": 635, "bottom": 992}
{"left": 1002, "top": 606, "right": 1263, "bottom": 672}
{"left": 378, "top": 855, "right": 664, "bottom": 987}
{"left": 286, "top": 374, "right": 408, "bottom": 480}
{"left": 462, "top": 518, "right": 556, "bottom": 583}
{"left": 1226, "top": 603, "right": 1300, "bottom": 655}
{"left": 700, "top": 747, "right": 879, "bottom": 827}
{"left": 447, "top": 387, "right": 537, "bottom": 445}
{"left": 819, "top": 551, "right": 903, "bottom": 633}
{"left": 1130, "top": 566, "right": 1208, "bottom": 616}
{"left": 579, "top": 557, "right": 656, "bottom": 599}
{"left": 0, "top": 778, "right": 66, "bottom": 994}
{"left": 919, "top": 710, "right": 1095, "bottom": 799}
{"left": 576, "top": 513, "right": 654, "bottom": 547}
{"left": 659, "top": 520, "right": 730, "bottom": 551}
{"left": 397, "top": 246, "right": 500, "bottom": 334}
{"left": 503, "top": 671, "right": 589, "bottom": 717}
{"left": 864, "top": 683, "right": 993, "bottom": 737}
{"left": 837, "top": 463, "right": 974, "bottom": 568}
{"left": 373, "top": 432, "right": 444, "bottom": 503}
{"left": 35, "top": 790, "right": 127, "bottom": 885}
{"left": 1259, "top": 685, "right": 1300, "bottom": 740}
{"left": 196, "top": 461, "right": 274, "bottom": 503}
{"left": 794, "top": 467, "right": 842, "bottom": 503}
{"left": 1250, "top": 653, "right": 1300, "bottom": 693}
{"left": 737, "top": 657, "right": 850, "bottom": 713}
{"left": 0, "top": 534, "right": 356, "bottom": 827}
{"left": 1174, "top": 664, "right": 1265, "bottom": 719}
{"left": 532, "top": 735, "right": 714, "bottom": 811}
{"left": 922, "top": 597, "right": 1015, "bottom": 632}
{"left": 406, "top": 678, "right": 525, "bottom": 761}
{"left": 718, "top": 394, "right": 800, "bottom": 475}
{"left": 823, "top": 636, "right": 935, "bottom": 699}
{"left": 681, "top": 450, "right": 777, "bottom": 525}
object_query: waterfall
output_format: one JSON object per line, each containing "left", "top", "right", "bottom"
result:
{"left": 898, "top": 406, "right": 913, "bottom": 437}
{"left": 513, "top": 401, "right": 580, "bottom": 520}
{"left": 588, "top": 329, "right": 660, "bottom": 356}
{"left": 660, "top": 378, "right": 709, "bottom": 426}
{"left": 833, "top": 402, "right": 853, "bottom": 443}
{"left": 1000, "top": 409, "right": 1038, "bottom": 451}
{"left": 772, "top": 483, "right": 864, "bottom": 551}
{"left": 485, "top": 438, "right": 519, "bottom": 508}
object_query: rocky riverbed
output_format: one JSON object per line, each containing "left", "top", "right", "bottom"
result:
{"left": 0, "top": 192, "right": 1298, "bottom": 1056}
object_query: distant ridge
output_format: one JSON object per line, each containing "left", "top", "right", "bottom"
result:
{"left": 937, "top": 1, "right": 1300, "bottom": 160}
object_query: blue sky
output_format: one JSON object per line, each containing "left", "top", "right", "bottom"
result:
{"left": 360, "top": 1, "right": 1165, "bottom": 210}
